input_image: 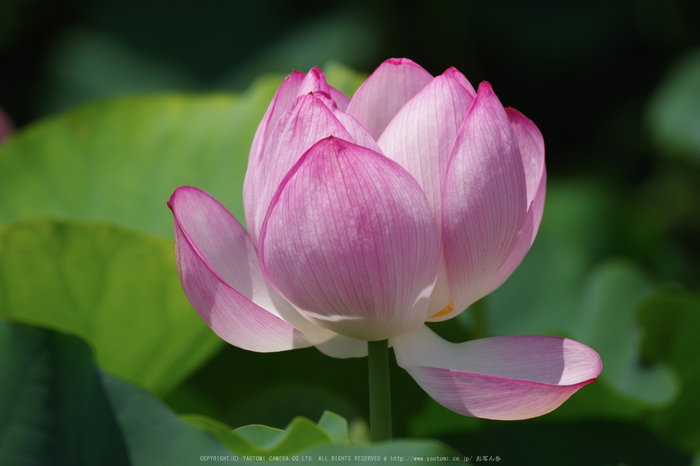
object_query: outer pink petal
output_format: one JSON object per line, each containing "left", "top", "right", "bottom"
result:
{"left": 441, "top": 82, "right": 528, "bottom": 314}
{"left": 447, "top": 67, "right": 477, "bottom": 98}
{"left": 168, "top": 186, "right": 335, "bottom": 352}
{"left": 297, "top": 67, "right": 332, "bottom": 96}
{"left": 393, "top": 326, "right": 601, "bottom": 420}
{"left": 245, "top": 93, "right": 356, "bottom": 248}
{"left": 259, "top": 137, "right": 439, "bottom": 341}
{"left": 316, "top": 335, "right": 368, "bottom": 359}
{"left": 346, "top": 58, "right": 433, "bottom": 140}
{"left": 483, "top": 108, "right": 546, "bottom": 295}
{"left": 378, "top": 69, "right": 476, "bottom": 317}
{"left": 247, "top": 71, "right": 305, "bottom": 173}
{"left": 329, "top": 87, "right": 351, "bottom": 112}
{"left": 311, "top": 91, "right": 382, "bottom": 154}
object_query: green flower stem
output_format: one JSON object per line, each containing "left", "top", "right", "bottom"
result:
{"left": 368, "top": 339, "right": 392, "bottom": 442}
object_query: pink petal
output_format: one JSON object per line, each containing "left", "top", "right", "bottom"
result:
{"left": 483, "top": 108, "right": 546, "bottom": 295}
{"left": 247, "top": 71, "right": 306, "bottom": 173}
{"left": 378, "top": 69, "right": 476, "bottom": 317}
{"left": 244, "top": 93, "right": 356, "bottom": 248}
{"left": 316, "top": 335, "right": 368, "bottom": 359}
{"left": 168, "top": 186, "right": 335, "bottom": 352}
{"left": 329, "top": 87, "right": 351, "bottom": 112}
{"left": 259, "top": 137, "right": 439, "bottom": 341}
{"left": 441, "top": 82, "right": 528, "bottom": 313}
{"left": 392, "top": 326, "right": 601, "bottom": 420}
{"left": 346, "top": 58, "right": 433, "bottom": 140}
{"left": 297, "top": 67, "right": 332, "bottom": 96}
{"left": 312, "top": 91, "right": 382, "bottom": 154}
{"left": 446, "top": 67, "right": 477, "bottom": 98}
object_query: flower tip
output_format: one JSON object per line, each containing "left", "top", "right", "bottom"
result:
{"left": 383, "top": 57, "right": 420, "bottom": 68}
{"left": 308, "top": 66, "right": 324, "bottom": 77}
{"left": 477, "top": 81, "right": 494, "bottom": 94}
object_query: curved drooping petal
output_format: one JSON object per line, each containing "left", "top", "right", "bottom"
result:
{"left": 259, "top": 137, "right": 440, "bottom": 341}
{"left": 483, "top": 108, "right": 546, "bottom": 296}
{"left": 245, "top": 93, "right": 358, "bottom": 247}
{"left": 393, "top": 326, "right": 601, "bottom": 420}
{"left": 441, "top": 82, "right": 528, "bottom": 315}
{"left": 168, "top": 186, "right": 336, "bottom": 352}
{"left": 378, "top": 68, "right": 477, "bottom": 318}
{"left": 346, "top": 58, "right": 433, "bottom": 140}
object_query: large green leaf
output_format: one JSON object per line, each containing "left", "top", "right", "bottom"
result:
{"left": 646, "top": 47, "right": 700, "bottom": 162}
{"left": 0, "top": 320, "right": 248, "bottom": 466}
{"left": 574, "top": 260, "right": 676, "bottom": 406}
{"left": 0, "top": 321, "right": 130, "bottom": 466}
{"left": 0, "top": 79, "right": 281, "bottom": 237}
{"left": 188, "top": 411, "right": 462, "bottom": 464}
{"left": 484, "top": 179, "right": 619, "bottom": 337}
{"left": 101, "top": 370, "right": 233, "bottom": 466}
{"left": 639, "top": 290, "right": 700, "bottom": 453}
{"left": 185, "top": 414, "right": 335, "bottom": 457}
{"left": 0, "top": 219, "right": 221, "bottom": 395}
{"left": 0, "top": 64, "right": 367, "bottom": 239}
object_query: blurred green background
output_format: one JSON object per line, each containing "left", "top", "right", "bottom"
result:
{"left": 1, "top": 0, "right": 700, "bottom": 465}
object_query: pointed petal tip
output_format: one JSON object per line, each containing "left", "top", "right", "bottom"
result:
{"left": 383, "top": 57, "right": 419, "bottom": 66}
{"left": 478, "top": 80, "right": 493, "bottom": 91}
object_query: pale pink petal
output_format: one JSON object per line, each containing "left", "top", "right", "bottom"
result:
{"left": 329, "top": 87, "right": 351, "bottom": 112}
{"left": 259, "top": 137, "right": 439, "bottom": 341}
{"left": 244, "top": 71, "right": 306, "bottom": 230}
{"left": 378, "top": 70, "right": 476, "bottom": 317}
{"left": 245, "top": 94, "right": 356, "bottom": 248}
{"left": 247, "top": 71, "right": 305, "bottom": 172}
{"left": 168, "top": 186, "right": 335, "bottom": 352}
{"left": 447, "top": 67, "right": 477, "bottom": 98}
{"left": 441, "top": 82, "right": 528, "bottom": 313}
{"left": 332, "top": 108, "right": 382, "bottom": 154}
{"left": 316, "top": 335, "right": 368, "bottom": 359}
{"left": 393, "top": 326, "right": 601, "bottom": 420}
{"left": 308, "top": 91, "right": 382, "bottom": 154}
{"left": 346, "top": 58, "right": 433, "bottom": 140}
{"left": 297, "top": 67, "right": 332, "bottom": 96}
{"left": 483, "top": 108, "right": 546, "bottom": 295}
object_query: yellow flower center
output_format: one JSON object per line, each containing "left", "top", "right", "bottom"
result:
{"left": 430, "top": 303, "right": 455, "bottom": 319}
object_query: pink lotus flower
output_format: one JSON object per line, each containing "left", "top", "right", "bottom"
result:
{"left": 168, "top": 59, "right": 601, "bottom": 420}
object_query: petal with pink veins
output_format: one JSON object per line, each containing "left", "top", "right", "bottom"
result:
{"left": 169, "top": 186, "right": 335, "bottom": 352}
{"left": 392, "top": 326, "right": 602, "bottom": 420}
{"left": 483, "top": 108, "right": 546, "bottom": 295}
{"left": 329, "top": 87, "right": 351, "bottom": 112}
{"left": 378, "top": 69, "right": 477, "bottom": 318}
{"left": 247, "top": 71, "right": 306, "bottom": 173}
{"left": 259, "top": 137, "right": 439, "bottom": 341}
{"left": 441, "top": 82, "right": 528, "bottom": 314}
{"left": 244, "top": 93, "right": 357, "bottom": 247}
{"left": 346, "top": 58, "right": 433, "bottom": 140}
